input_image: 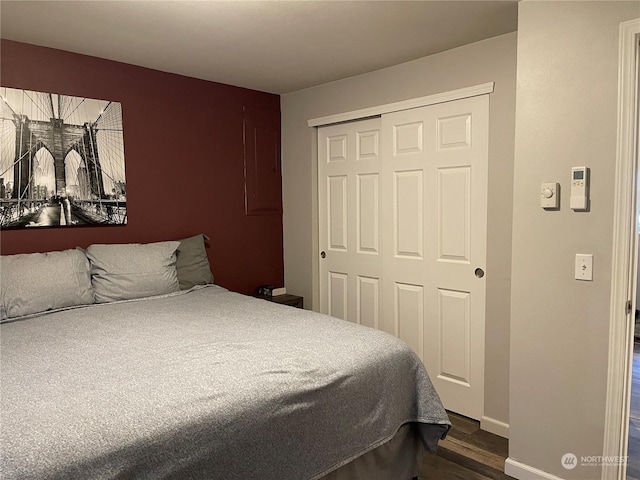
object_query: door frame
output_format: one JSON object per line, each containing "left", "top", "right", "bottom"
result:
{"left": 603, "top": 17, "right": 640, "bottom": 480}
{"left": 308, "top": 82, "right": 494, "bottom": 311}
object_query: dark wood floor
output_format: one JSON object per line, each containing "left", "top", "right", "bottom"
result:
{"left": 419, "top": 342, "right": 640, "bottom": 479}
{"left": 627, "top": 343, "right": 640, "bottom": 480}
{"left": 421, "top": 412, "right": 513, "bottom": 480}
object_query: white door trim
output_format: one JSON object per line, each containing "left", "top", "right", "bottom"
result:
{"left": 308, "top": 82, "right": 494, "bottom": 128}
{"left": 603, "top": 17, "right": 640, "bottom": 480}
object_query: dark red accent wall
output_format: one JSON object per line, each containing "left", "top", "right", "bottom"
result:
{"left": 0, "top": 40, "right": 284, "bottom": 295}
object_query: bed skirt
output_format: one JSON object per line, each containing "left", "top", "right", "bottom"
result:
{"left": 320, "top": 422, "right": 444, "bottom": 480}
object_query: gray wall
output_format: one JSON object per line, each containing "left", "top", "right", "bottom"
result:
{"left": 509, "top": 2, "right": 639, "bottom": 478}
{"left": 281, "top": 32, "right": 517, "bottom": 429}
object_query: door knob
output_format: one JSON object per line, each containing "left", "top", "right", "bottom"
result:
{"left": 474, "top": 268, "right": 485, "bottom": 278}
{"left": 321, "top": 251, "right": 326, "bottom": 258}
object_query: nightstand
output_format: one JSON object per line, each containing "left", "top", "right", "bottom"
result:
{"left": 254, "top": 294, "right": 303, "bottom": 309}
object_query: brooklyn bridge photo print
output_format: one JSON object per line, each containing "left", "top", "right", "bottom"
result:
{"left": 0, "top": 87, "right": 127, "bottom": 229}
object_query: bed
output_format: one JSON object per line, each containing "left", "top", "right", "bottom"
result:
{"left": 0, "top": 237, "right": 450, "bottom": 480}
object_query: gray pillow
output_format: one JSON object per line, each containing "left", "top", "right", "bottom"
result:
{"left": 86, "top": 241, "right": 180, "bottom": 303}
{"left": 176, "top": 234, "right": 214, "bottom": 290}
{"left": 0, "top": 249, "right": 94, "bottom": 320}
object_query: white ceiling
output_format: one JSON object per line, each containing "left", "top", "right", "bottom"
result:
{"left": 0, "top": 1, "right": 518, "bottom": 95}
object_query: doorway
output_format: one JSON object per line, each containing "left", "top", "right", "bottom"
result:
{"left": 627, "top": 104, "right": 640, "bottom": 480}
{"left": 603, "top": 17, "right": 640, "bottom": 480}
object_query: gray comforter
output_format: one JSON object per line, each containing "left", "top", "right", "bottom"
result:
{"left": 1, "top": 286, "right": 450, "bottom": 480}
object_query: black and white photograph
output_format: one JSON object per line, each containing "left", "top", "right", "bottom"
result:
{"left": 0, "top": 87, "right": 127, "bottom": 229}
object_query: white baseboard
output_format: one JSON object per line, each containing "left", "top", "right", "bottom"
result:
{"left": 481, "top": 415, "right": 509, "bottom": 438}
{"left": 504, "top": 458, "right": 565, "bottom": 480}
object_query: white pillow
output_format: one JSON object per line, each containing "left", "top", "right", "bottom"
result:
{"left": 1, "top": 249, "right": 94, "bottom": 320}
{"left": 86, "top": 241, "right": 180, "bottom": 303}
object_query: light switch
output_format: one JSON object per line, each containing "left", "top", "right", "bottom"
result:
{"left": 575, "top": 254, "right": 593, "bottom": 281}
{"left": 541, "top": 182, "right": 559, "bottom": 209}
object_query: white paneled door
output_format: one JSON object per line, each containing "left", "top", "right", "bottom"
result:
{"left": 382, "top": 95, "right": 488, "bottom": 420}
{"left": 319, "top": 118, "right": 383, "bottom": 329}
{"left": 318, "top": 95, "right": 488, "bottom": 420}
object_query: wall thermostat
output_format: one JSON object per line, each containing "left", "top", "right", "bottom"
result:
{"left": 570, "top": 166, "right": 589, "bottom": 211}
{"left": 540, "top": 182, "right": 559, "bottom": 209}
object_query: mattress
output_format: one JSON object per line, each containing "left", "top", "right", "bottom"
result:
{"left": 0, "top": 285, "right": 450, "bottom": 479}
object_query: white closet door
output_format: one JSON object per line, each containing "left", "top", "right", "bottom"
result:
{"left": 318, "top": 95, "right": 488, "bottom": 420}
{"left": 318, "top": 118, "right": 383, "bottom": 328}
{"left": 381, "top": 95, "right": 488, "bottom": 420}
